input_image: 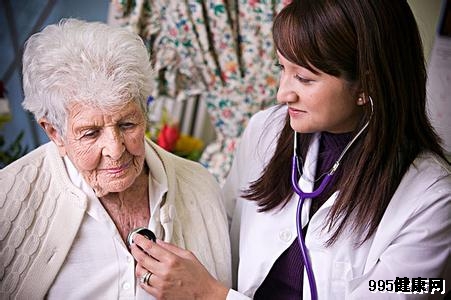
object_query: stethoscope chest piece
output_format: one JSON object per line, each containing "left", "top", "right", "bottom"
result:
{"left": 127, "top": 227, "right": 156, "bottom": 247}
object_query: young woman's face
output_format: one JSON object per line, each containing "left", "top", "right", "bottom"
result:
{"left": 58, "top": 101, "right": 147, "bottom": 197}
{"left": 276, "top": 51, "right": 363, "bottom": 133}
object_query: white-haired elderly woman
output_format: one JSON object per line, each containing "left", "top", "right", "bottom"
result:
{"left": 0, "top": 18, "right": 231, "bottom": 299}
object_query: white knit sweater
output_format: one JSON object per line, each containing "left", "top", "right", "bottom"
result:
{"left": 0, "top": 139, "right": 232, "bottom": 299}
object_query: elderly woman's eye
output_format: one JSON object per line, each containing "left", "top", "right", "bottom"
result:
{"left": 120, "top": 122, "right": 136, "bottom": 130}
{"left": 82, "top": 130, "right": 99, "bottom": 139}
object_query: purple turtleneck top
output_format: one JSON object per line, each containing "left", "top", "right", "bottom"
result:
{"left": 254, "top": 132, "right": 352, "bottom": 300}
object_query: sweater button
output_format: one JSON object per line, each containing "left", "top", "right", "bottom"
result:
{"left": 279, "top": 230, "right": 292, "bottom": 242}
{"left": 122, "top": 282, "right": 131, "bottom": 290}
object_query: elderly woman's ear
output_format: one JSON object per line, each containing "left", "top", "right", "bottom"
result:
{"left": 39, "top": 117, "right": 67, "bottom": 156}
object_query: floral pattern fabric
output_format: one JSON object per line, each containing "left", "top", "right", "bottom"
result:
{"left": 109, "top": 0, "right": 290, "bottom": 185}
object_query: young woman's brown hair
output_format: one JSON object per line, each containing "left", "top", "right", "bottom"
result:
{"left": 243, "top": 0, "right": 448, "bottom": 245}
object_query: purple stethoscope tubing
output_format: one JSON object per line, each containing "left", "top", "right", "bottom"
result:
{"left": 291, "top": 151, "right": 332, "bottom": 300}
{"left": 291, "top": 97, "right": 372, "bottom": 300}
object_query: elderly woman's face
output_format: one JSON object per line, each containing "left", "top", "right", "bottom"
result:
{"left": 60, "top": 101, "right": 146, "bottom": 197}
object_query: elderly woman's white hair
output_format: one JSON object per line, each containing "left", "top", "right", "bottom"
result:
{"left": 22, "top": 18, "right": 154, "bottom": 136}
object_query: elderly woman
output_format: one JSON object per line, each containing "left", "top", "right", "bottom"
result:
{"left": 0, "top": 18, "right": 231, "bottom": 299}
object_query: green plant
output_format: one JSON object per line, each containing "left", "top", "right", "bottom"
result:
{"left": 0, "top": 131, "right": 28, "bottom": 168}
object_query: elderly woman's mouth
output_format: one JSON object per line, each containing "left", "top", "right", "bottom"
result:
{"left": 101, "top": 161, "right": 132, "bottom": 174}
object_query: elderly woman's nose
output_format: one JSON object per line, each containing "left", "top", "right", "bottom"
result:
{"left": 102, "top": 127, "right": 125, "bottom": 159}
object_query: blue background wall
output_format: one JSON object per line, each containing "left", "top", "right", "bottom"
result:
{"left": 0, "top": 0, "right": 109, "bottom": 152}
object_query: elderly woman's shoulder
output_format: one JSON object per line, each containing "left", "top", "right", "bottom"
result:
{"left": 1, "top": 142, "right": 54, "bottom": 174}
{"left": 169, "top": 151, "right": 217, "bottom": 183}
{"left": 154, "top": 146, "right": 220, "bottom": 188}
{"left": 0, "top": 142, "right": 57, "bottom": 209}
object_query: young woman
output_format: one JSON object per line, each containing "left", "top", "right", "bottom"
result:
{"left": 130, "top": 1, "right": 451, "bottom": 299}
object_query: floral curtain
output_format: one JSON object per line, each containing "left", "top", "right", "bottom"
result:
{"left": 109, "top": 0, "right": 289, "bottom": 185}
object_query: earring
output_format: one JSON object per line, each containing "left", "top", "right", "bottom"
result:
{"left": 357, "top": 97, "right": 366, "bottom": 105}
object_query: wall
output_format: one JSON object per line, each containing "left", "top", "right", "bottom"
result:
{"left": 408, "top": 0, "right": 443, "bottom": 60}
{"left": 0, "top": 0, "right": 110, "bottom": 151}
{"left": 425, "top": 0, "right": 451, "bottom": 160}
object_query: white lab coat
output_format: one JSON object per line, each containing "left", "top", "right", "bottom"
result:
{"left": 223, "top": 105, "right": 451, "bottom": 300}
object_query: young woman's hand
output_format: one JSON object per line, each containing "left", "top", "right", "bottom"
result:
{"left": 131, "top": 234, "right": 229, "bottom": 300}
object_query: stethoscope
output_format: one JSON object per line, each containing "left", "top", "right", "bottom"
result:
{"left": 291, "top": 97, "right": 373, "bottom": 300}
{"left": 127, "top": 227, "right": 156, "bottom": 247}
